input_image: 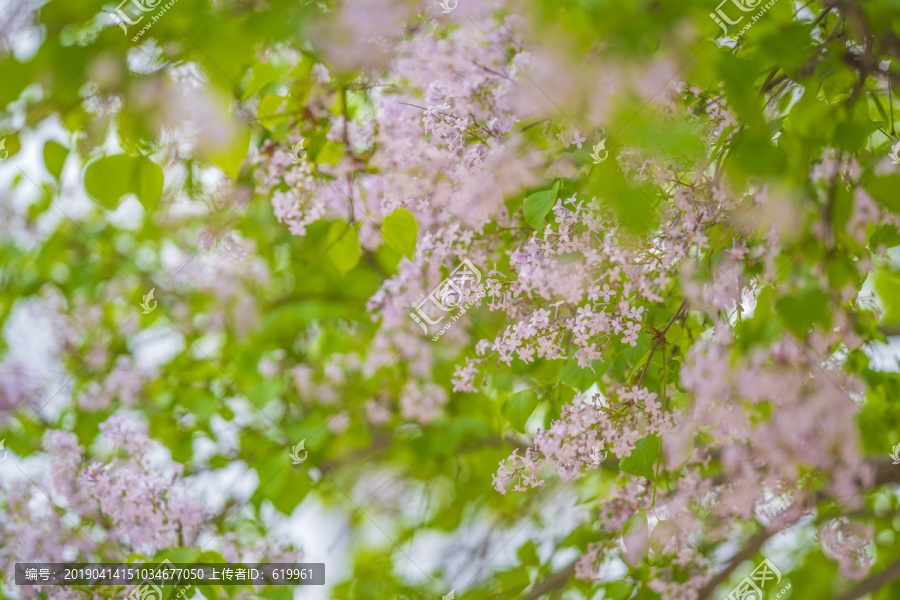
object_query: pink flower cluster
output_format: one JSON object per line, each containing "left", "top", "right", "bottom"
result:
{"left": 247, "top": 0, "right": 892, "bottom": 593}
{"left": 68, "top": 416, "right": 208, "bottom": 552}
{"left": 492, "top": 386, "right": 680, "bottom": 493}
{"left": 77, "top": 356, "right": 145, "bottom": 411}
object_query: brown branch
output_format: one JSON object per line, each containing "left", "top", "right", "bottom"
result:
{"left": 829, "top": 558, "right": 900, "bottom": 600}
{"left": 696, "top": 529, "right": 775, "bottom": 600}
{"left": 695, "top": 457, "right": 900, "bottom": 598}
{"left": 810, "top": 6, "right": 832, "bottom": 28}
{"left": 520, "top": 559, "right": 578, "bottom": 600}
{"left": 341, "top": 86, "right": 353, "bottom": 157}
{"left": 514, "top": 119, "right": 549, "bottom": 135}
{"left": 458, "top": 434, "right": 532, "bottom": 455}
{"left": 877, "top": 323, "right": 900, "bottom": 338}
{"left": 318, "top": 434, "right": 532, "bottom": 473}
{"left": 873, "top": 459, "right": 900, "bottom": 486}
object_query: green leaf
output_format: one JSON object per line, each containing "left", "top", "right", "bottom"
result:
{"left": 775, "top": 288, "right": 830, "bottom": 337}
{"left": 621, "top": 508, "right": 649, "bottom": 566}
{"left": 789, "top": 90, "right": 835, "bottom": 143}
{"left": 834, "top": 118, "right": 875, "bottom": 152}
{"left": 243, "top": 63, "right": 280, "bottom": 100}
{"left": 208, "top": 455, "right": 230, "bottom": 469}
{"left": 666, "top": 322, "right": 685, "bottom": 345}
{"left": 43, "top": 140, "right": 68, "bottom": 180}
{"left": 523, "top": 180, "right": 560, "bottom": 230}
{"left": 757, "top": 26, "right": 809, "bottom": 76}
{"left": 315, "top": 141, "right": 344, "bottom": 166}
{"left": 826, "top": 255, "right": 858, "bottom": 290}
{"left": 257, "top": 94, "right": 289, "bottom": 132}
{"left": 719, "top": 55, "right": 765, "bottom": 131}
{"left": 869, "top": 224, "right": 900, "bottom": 250}
{"left": 196, "top": 550, "right": 225, "bottom": 564}
{"left": 729, "top": 137, "right": 787, "bottom": 177}
{"left": 603, "top": 581, "right": 633, "bottom": 600}
{"left": 496, "top": 567, "right": 530, "bottom": 594}
{"left": 516, "top": 540, "right": 540, "bottom": 566}
{"left": 84, "top": 154, "right": 163, "bottom": 211}
{"left": 649, "top": 520, "right": 678, "bottom": 555}
{"left": 502, "top": 390, "right": 539, "bottom": 433}
{"left": 558, "top": 360, "right": 598, "bottom": 391}
{"left": 619, "top": 434, "right": 659, "bottom": 481}
{"left": 327, "top": 221, "right": 361, "bottom": 274}
{"left": 266, "top": 467, "right": 308, "bottom": 515}
{"left": 158, "top": 547, "right": 201, "bottom": 564}
{"left": 206, "top": 125, "right": 250, "bottom": 179}
{"left": 866, "top": 175, "right": 900, "bottom": 213}
{"left": 873, "top": 269, "right": 900, "bottom": 323}
{"left": 381, "top": 208, "right": 418, "bottom": 259}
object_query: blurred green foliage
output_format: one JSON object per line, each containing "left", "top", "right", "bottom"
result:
{"left": 3, "top": 0, "right": 900, "bottom": 599}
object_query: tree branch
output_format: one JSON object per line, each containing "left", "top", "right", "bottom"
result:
{"left": 521, "top": 559, "right": 577, "bottom": 600}
{"left": 830, "top": 558, "right": 900, "bottom": 600}
{"left": 877, "top": 323, "right": 900, "bottom": 338}
{"left": 696, "top": 529, "right": 774, "bottom": 600}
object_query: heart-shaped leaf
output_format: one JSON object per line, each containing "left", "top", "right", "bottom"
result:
{"left": 327, "top": 221, "right": 361, "bottom": 275}
{"left": 382, "top": 208, "right": 418, "bottom": 259}
{"left": 84, "top": 154, "right": 163, "bottom": 211}
{"left": 619, "top": 434, "right": 659, "bottom": 481}
{"left": 502, "top": 390, "right": 539, "bottom": 433}
{"left": 523, "top": 180, "right": 560, "bottom": 230}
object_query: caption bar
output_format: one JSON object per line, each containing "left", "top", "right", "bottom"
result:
{"left": 15, "top": 563, "right": 324, "bottom": 586}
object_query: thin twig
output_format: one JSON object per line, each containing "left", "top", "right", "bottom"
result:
{"left": 636, "top": 300, "right": 689, "bottom": 387}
